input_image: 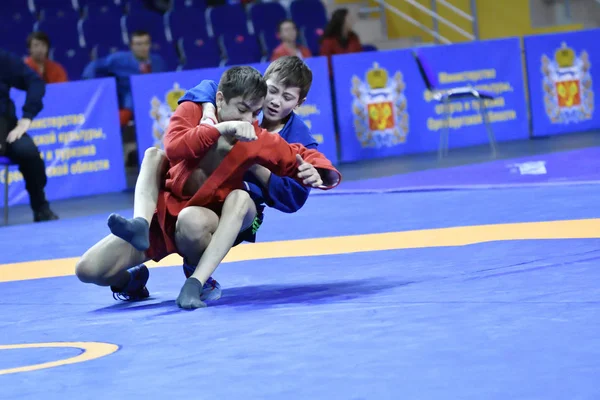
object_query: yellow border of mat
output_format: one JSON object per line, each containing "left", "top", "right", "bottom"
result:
{"left": 2, "top": 219, "right": 599, "bottom": 283}
{"left": 0, "top": 342, "right": 119, "bottom": 376}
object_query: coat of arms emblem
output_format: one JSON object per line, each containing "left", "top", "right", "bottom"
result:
{"left": 542, "top": 42, "right": 593, "bottom": 124}
{"left": 149, "top": 83, "right": 186, "bottom": 148}
{"left": 351, "top": 62, "right": 409, "bottom": 148}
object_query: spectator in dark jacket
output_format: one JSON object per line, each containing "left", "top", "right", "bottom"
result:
{"left": 0, "top": 48, "right": 58, "bottom": 222}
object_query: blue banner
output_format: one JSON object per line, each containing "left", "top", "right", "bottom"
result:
{"left": 291, "top": 57, "right": 338, "bottom": 164}
{"left": 332, "top": 38, "right": 529, "bottom": 162}
{"left": 131, "top": 56, "right": 338, "bottom": 165}
{"left": 1, "top": 78, "right": 126, "bottom": 207}
{"left": 524, "top": 28, "right": 600, "bottom": 136}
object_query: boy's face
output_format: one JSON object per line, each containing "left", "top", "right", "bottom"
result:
{"left": 263, "top": 77, "right": 303, "bottom": 123}
{"left": 130, "top": 34, "right": 151, "bottom": 60}
{"left": 279, "top": 21, "right": 297, "bottom": 43}
{"left": 216, "top": 92, "right": 263, "bottom": 124}
{"left": 29, "top": 38, "right": 49, "bottom": 61}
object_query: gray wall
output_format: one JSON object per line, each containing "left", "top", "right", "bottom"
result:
{"left": 530, "top": 0, "right": 600, "bottom": 29}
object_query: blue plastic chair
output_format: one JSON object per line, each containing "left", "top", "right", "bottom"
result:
{"left": 222, "top": 34, "right": 262, "bottom": 65}
{"left": 250, "top": 2, "right": 287, "bottom": 54}
{"left": 179, "top": 36, "right": 221, "bottom": 69}
{"left": 0, "top": 156, "right": 14, "bottom": 225}
{"left": 290, "top": 0, "right": 327, "bottom": 32}
{"left": 209, "top": 4, "right": 248, "bottom": 38}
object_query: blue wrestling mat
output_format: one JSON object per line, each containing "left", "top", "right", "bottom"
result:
{"left": 1, "top": 185, "right": 600, "bottom": 399}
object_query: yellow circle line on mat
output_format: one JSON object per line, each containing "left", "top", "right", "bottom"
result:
{"left": 0, "top": 342, "right": 119, "bottom": 376}
{"left": 1, "top": 218, "right": 599, "bottom": 283}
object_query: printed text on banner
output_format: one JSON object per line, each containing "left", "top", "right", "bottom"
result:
{"left": 1, "top": 78, "right": 126, "bottom": 207}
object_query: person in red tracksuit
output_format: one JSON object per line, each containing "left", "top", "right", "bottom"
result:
{"left": 270, "top": 19, "right": 312, "bottom": 61}
{"left": 319, "top": 8, "right": 363, "bottom": 74}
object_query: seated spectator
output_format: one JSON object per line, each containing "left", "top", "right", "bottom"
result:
{"left": 24, "top": 32, "right": 68, "bottom": 84}
{"left": 82, "top": 30, "right": 167, "bottom": 126}
{"left": 271, "top": 19, "right": 312, "bottom": 61}
{"left": 319, "top": 8, "right": 362, "bottom": 72}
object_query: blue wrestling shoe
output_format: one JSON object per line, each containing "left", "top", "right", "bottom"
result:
{"left": 111, "top": 264, "right": 150, "bottom": 301}
{"left": 182, "top": 264, "right": 222, "bottom": 301}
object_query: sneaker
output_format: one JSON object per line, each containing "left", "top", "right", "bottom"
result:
{"left": 182, "top": 264, "right": 222, "bottom": 301}
{"left": 111, "top": 264, "right": 150, "bottom": 301}
{"left": 34, "top": 206, "right": 59, "bottom": 222}
{"left": 201, "top": 277, "right": 222, "bottom": 301}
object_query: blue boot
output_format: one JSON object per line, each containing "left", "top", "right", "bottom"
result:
{"left": 182, "top": 264, "right": 222, "bottom": 301}
{"left": 110, "top": 264, "right": 150, "bottom": 301}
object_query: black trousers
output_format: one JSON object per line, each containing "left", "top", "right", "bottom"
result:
{"left": 0, "top": 116, "right": 49, "bottom": 212}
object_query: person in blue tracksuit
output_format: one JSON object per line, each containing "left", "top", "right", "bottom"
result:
{"left": 82, "top": 30, "right": 167, "bottom": 126}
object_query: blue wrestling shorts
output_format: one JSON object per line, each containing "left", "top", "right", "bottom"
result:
{"left": 233, "top": 205, "right": 264, "bottom": 246}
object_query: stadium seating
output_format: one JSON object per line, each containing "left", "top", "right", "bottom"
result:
{"left": 0, "top": 2, "right": 37, "bottom": 56}
{"left": 51, "top": 46, "right": 92, "bottom": 80}
{"left": 33, "top": 0, "right": 79, "bottom": 14}
{"left": 151, "top": 40, "right": 182, "bottom": 70}
{"left": 179, "top": 36, "right": 221, "bottom": 69}
{"left": 82, "top": 3, "right": 127, "bottom": 49}
{"left": 222, "top": 34, "right": 263, "bottom": 65}
{"left": 36, "top": 9, "right": 82, "bottom": 49}
{"left": 209, "top": 3, "right": 249, "bottom": 38}
{"left": 172, "top": 0, "right": 207, "bottom": 9}
{"left": 290, "top": 0, "right": 327, "bottom": 32}
{"left": 94, "top": 43, "right": 129, "bottom": 58}
{"left": 168, "top": 3, "right": 209, "bottom": 42}
{"left": 302, "top": 25, "right": 324, "bottom": 56}
{"left": 0, "top": 0, "right": 376, "bottom": 85}
{"left": 250, "top": 2, "right": 287, "bottom": 55}
{"left": 125, "top": 0, "right": 170, "bottom": 43}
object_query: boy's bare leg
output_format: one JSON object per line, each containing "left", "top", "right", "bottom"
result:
{"left": 108, "top": 147, "right": 167, "bottom": 251}
{"left": 176, "top": 190, "right": 257, "bottom": 309}
{"left": 132, "top": 147, "right": 167, "bottom": 222}
{"left": 173, "top": 206, "right": 220, "bottom": 265}
{"left": 75, "top": 234, "right": 150, "bottom": 298}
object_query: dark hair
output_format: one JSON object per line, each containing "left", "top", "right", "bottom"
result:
{"left": 264, "top": 56, "right": 313, "bottom": 100}
{"left": 322, "top": 8, "right": 349, "bottom": 41}
{"left": 131, "top": 30, "right": 151, "bottom": 40}
{"left": 218, "top": 66, "right": 267, "bottom": 103}
{"left": 27, "top": 31, "right": 51, "bottom": 50}
{"left": 277, "top": 19, "right": 297, "bottom": 32}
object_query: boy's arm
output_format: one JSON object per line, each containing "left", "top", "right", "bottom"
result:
{"left": 246, "top": 116, "right": 320, "bottom": 212}
{"left": 290, "top": 143, "right": 341, "bottom": 188}
{"left": 257, "top": 130, "right": 341, "bottom": 190}
{"left": 163, "top": 101, "right": 221, "bottom": 162}
{"left": 245, "top": 141, "right": 318, "bottom": 213}
{"left": 178, "top": 80, "right": 219, "bottom": 124}
{"left": 92, "top": 54, "right": 113, "bottom": 77}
